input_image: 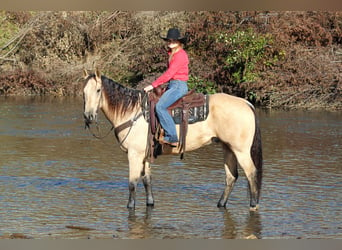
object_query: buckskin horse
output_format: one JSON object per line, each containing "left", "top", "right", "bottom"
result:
{"left": 83, "top": 69, "right": 263, "bottom": 210}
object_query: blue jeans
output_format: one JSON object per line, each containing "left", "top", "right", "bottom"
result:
{"left": 155, "top": 80, "right": 188, "bottom": 143}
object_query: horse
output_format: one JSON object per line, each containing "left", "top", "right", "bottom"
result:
{"left": 82, "top": 69, "right": 263, "bottom": 211}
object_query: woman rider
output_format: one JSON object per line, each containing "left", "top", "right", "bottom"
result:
{"left": 144, "top": 28, "right": 189, "bottom": 147}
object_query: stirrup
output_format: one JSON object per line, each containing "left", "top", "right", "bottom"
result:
{"left": 159, "top": 139, "right": 178, "bottom": 147}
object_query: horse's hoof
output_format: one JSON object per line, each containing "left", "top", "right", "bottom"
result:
{"left": 146, "top": 203, "right": 154, "bottom": 207}
{"left": 249, "top": 204, "right": 259, "bottom": 211}
{"left": 217, "top": 202, "right": 226, "bottom": 208}
{"left": 127, "top": 202, "right": 135, "bottom": 209}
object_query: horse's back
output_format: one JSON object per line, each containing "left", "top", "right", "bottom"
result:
{"left": 209, "top": 93, "right": 253, "bottom": 110}
{"left": 208, "top": 93, "right": 255, "bottom": 120}
{"left": 207, "top": 93, "right": 256, "bottom": 149}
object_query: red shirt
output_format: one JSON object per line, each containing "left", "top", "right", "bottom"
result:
{"left": 151, "top": 48, "right": 189, "bottom": 88}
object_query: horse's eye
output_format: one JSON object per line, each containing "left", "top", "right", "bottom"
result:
{"left": 97, "top": 89, "right": 101, "bottom": 93}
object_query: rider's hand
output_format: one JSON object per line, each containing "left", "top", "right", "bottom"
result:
{"left": 144, "top": 85, "right": 154, "bottom": 92}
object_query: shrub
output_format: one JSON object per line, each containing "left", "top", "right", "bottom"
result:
{"left": 0, "top": 69, "right": 51, "bottom": 95}
{"left": 217, "top": 28, "right": 277, "bottom": 84}
{"left": 188, "top": 75, "right": 216, "bottom": 94}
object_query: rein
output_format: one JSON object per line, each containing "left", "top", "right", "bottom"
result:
{"left": 113, "top": 93, "right": 147, "bottom": 151}
{"left": 86, "top": 110, "right": 143, "bottom": 152}
{"left": 87, "top": 123, "right": 114, "bottom": 139}
{"left": 89, "top": 92, "right": 147, "bottom": 152}
{"left": 85, "top": 86, "right": 115, "bottom": 140}
{"left": 114, "top": 110, "right": 143, "bottom": 151}
{"left": 86, "top": 112, "right": 143, "bottom": 153}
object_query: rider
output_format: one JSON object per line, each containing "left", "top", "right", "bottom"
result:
{"left": 144, "top": 28, "right": 189, "bottom": 147}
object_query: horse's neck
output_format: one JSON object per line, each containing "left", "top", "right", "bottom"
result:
{"left": 101, "top": 96, "right": 141, "bottom": 128}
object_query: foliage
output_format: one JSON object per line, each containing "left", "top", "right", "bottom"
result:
{"left": 188, "top": 75, "right": 216, "bottom": 94}
{"left": 0, "top": 11, "right": 340, "bottom": 109}
{"left": 217, "top": 29, "right": 280, "bottom": 84}
{"left": 0, "top": 69, "right": 52, "bottom": 95}
{"left": 0, "top": 11, "right": 20, "bottom": 50}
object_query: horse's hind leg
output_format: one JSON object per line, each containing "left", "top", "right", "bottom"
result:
{"left": 217, "top": 144, "right": 238, "bottom": 208}
{"left": 142, "top": 161, "right": 154, "bottom": 207}
{"left": 234, "top": 151, "right": 260, "bottom": 210}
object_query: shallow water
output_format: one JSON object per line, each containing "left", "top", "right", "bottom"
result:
{"left": 0, "top": 96, "right": 341, "bottom": 239}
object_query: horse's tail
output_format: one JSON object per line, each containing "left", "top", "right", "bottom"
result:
{"left": 250, "top": 108, "right": 263, "bottom": 201}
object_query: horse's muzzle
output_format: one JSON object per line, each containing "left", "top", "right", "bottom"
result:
{"left": 83, "top": 112, "right": 97, "bottom": 129}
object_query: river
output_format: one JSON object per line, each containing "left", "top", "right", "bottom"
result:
{"left": 0, "top": 96, "right": 341, "bottom": 239}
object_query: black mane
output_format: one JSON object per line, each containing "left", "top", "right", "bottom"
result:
{"left": 100, "top": 75, "right": 143, "bottom": 116}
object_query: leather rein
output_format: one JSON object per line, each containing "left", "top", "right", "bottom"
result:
{"left": 86, "top": 87, "right": 146, "bottom": 152}
{"left": 113, "top": 110, "right": 143, "bottom": 151}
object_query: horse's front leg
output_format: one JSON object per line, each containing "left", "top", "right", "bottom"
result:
{"left": 127, "top": 150, "right": 153, "bottom": 209}
{"left": 127, "top": 151, "right": 141, "bottom": 209}
{"left": 142, "top": 161, "right": 154, "bottom": 207}
{"left": 127, "top": 180, "right": 137, "bottom": 209}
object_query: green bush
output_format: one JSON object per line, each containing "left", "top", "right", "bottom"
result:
{"left": 188, "top": 75, "right": 216, "bottom": 94}
{"left": 217, "top": 28, "right": 276, "bottom": 84}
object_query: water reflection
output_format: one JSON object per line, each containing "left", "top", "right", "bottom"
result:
{"left": 221, "top": 209, "right": 262, "bottom": 239}
{"left": 220, "top": 209, "right": 238, "bottom": 239}
{"left": 127, "top": 207, "right": 154, "bottom": 239}
{"left": 125, "top": 207, "right": 262, "bottom": 239}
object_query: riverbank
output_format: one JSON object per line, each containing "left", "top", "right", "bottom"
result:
{"left": 0, "top": 75, "right": 340, "bottom": 111}
{"left": 0, "top": 11, "right": 341, "bottom": 110}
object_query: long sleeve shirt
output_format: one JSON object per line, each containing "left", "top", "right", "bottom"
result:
{"left": 151, "top": 48, "right": 189, "bottom": 88}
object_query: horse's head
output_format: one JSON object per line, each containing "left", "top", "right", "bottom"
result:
{"left": 83, "top": 69, "right": 103, "bottom": 128}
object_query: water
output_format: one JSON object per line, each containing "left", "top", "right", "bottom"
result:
{"left": 0, "top": 96, "right": 341, "bottom": 239}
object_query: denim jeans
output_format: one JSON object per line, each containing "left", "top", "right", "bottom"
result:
{"left": 155, "top": 80, "right": 188, "bottom": 143}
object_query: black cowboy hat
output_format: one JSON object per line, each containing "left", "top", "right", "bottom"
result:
{"left": 160, "top": 28, "right": 188, "bottom": 44}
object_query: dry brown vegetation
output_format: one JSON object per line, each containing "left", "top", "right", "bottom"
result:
{"left": 0, "top": 11, "right": 341, "bottom": 110}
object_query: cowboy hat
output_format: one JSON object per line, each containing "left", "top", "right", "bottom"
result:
{"left": 160, "top": 28, "right": 188, "bottom": 44}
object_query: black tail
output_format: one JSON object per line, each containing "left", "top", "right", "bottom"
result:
{"left": 250, "top": 109, "right": 263, "bottom": 202}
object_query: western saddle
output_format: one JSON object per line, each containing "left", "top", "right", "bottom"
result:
{"left": 147, "top": 86, "right": 207, "bottom": 161}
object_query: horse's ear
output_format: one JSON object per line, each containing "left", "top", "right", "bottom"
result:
{"left": 95, "top": 68, "right": 101, "bottom": 81}
{"left": 83, "top": 69, "right": 89, "bottom": 79}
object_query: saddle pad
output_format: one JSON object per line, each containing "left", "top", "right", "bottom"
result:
{"left": 171, "top": 95, "right": 209, "bottom": 124}
{"left": 142, "top": 94, "right": 209, "bottom": 124}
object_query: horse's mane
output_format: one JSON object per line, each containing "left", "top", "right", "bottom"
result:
{"left": 99, "top": 75, "right": 143, "bottom": 116}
